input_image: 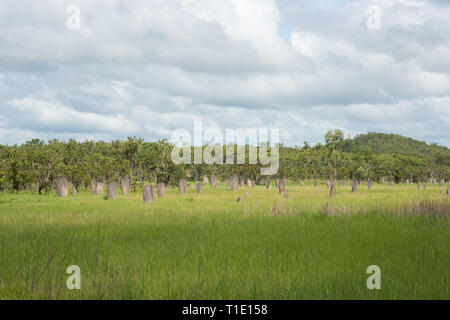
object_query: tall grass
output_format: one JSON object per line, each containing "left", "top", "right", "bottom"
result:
{"left": 0, "top": 182, "right": 448, "bottom": 299}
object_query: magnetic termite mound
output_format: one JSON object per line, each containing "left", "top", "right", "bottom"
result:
{"left": 107, "top": 183, "right": 116, "bottom": 200}
{"left": 56, "top": 176, "right": 69, "bottom": 197}
{"left": 143, "top": 185, "right": 155, "bottom": 203}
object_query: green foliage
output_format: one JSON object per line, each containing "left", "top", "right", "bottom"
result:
{"left": 343, "top": 132, "right": 450, "bottom": 161}
{"left": 0, "top": 132, "right": 448, "bottom": 193}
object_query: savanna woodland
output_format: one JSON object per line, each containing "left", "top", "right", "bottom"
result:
{"left": 1, "top": 132, "right": 449, "bottom": 194}
{"left": 0, "top": 131, "right": 449, "bottom": 300}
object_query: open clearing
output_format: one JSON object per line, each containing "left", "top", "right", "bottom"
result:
{"left": 0, "top": 182, "right": 448, "bottom": 299}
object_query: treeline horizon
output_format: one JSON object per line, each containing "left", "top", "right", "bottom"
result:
{"left": 0, "top": 132, "right": 449, "bottom": 194}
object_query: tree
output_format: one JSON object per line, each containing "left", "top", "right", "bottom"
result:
{"left": 7, "top": 146, "right": 33, "bottom": 194}
{"left": 325, "top": 129, "right": 344, "bottom": 197}
{"left": 122, "top": 137, "right": 143, "bottom": 187}
{"left": 0, "top": 145, "right": 10, "bottom": 191}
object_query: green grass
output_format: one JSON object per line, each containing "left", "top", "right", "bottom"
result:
{"left": 0, "top": 182, "right": 448, "bottom": 299}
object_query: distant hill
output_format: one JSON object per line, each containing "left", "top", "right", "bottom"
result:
{"left": 342, "top": 133, "right": 450, "bottom": 162}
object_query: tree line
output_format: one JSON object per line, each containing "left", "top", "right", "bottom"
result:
{"left": 0, "top": 131, "right": 449, "bottom": 194}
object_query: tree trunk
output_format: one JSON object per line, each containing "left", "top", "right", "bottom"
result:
{"left": 72, "top": 186, "right": 77, "bottom": 195}
{"left": 143, "top": 185, "right": 155, "bottom": 203}
{"left": 197, "top": 183, "right": 203, "bottom": 193}
{"left": 56, "top": 177, "right": 69, "bottom": 197}
{"left": 121, "top": 176, "right": 130, "bottom": 195}
{"left": 352, "top": 180, "right": 357, "bottom": 193}
{"left": 107, "top": 183, "right": 116, "bottom": 200}
{"left": 418, "top": 182, "right": 421, "bottom": 190}
{"left": 329, "top": 182, "right": 336, "bottom": 198}
{"left": 278, "top": 179, "right": 286, "bottom": 194}
{"left": 157, "top": 183, "right": 165, "bottom": 198}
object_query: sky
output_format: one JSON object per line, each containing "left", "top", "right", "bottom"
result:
{"left": 0, "top": 0, "right": 449, "bottom": 147}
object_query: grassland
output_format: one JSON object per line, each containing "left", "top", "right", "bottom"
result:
{"left": 0, "top": 182, "right": 448, "bottom": 299}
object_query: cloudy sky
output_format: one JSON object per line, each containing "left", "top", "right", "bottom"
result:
{"left": 0, "top": 0, "right": 449, "bottom": 146}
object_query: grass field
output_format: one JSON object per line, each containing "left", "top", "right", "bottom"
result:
{"left": 0, "top": 182, "right": 448, "bottom": 299}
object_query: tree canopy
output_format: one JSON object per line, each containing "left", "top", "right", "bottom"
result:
{"left": 0, "top": 132, "right": 448, "bottom": 193}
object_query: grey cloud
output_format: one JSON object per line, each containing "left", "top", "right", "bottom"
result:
{"left": 0, "top": 0, "right": 449, "bottom": 147}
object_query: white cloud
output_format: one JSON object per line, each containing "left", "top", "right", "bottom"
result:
{"left": 7, "top": 98, "right": 139, "bottom": 134}
{"left": 0, "top": 0, "right": 449, "bottom": 146}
